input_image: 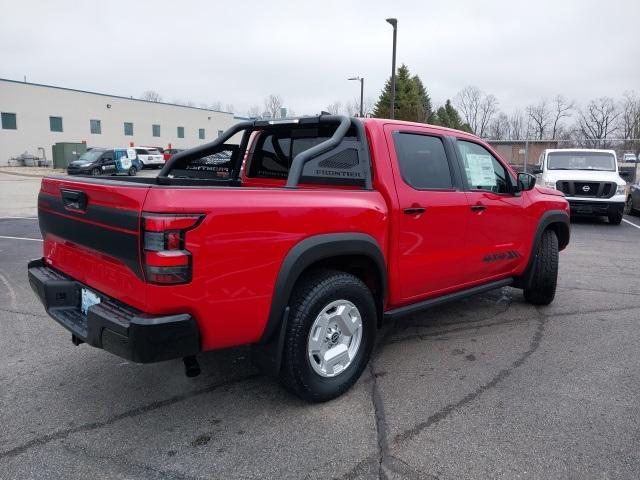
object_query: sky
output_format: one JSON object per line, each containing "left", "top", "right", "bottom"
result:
{"left": 1, "top": 0, "right": 639, "bottom": 117}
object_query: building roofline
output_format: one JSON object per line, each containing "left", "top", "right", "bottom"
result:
{"left": 0, "top": 77, "right": 233, "bottom": 115}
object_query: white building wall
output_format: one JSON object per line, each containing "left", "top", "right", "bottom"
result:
{"left": 0, "top": 79, "right": 238, "bottom": 165}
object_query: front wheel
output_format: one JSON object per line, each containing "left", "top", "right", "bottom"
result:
{"left": 90, "top": 167, "right": 101, "bottom": 176}
{"left": 524, "top": 229, "right": 559, "bottom": 305}
{"left": 279, "top": 270, "right": 376, "bottom": 402}
{"left": 128, "top": 167, "right": 137, "bottom": 176}
{"left": 608, "top": 212, "right": 623, "bottom": 225}
{"left": 625, "top": 196, "right": 636, "bottom": 216}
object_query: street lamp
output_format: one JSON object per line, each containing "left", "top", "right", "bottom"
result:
{"left": 386, "top": 18, "right": 398, "bottom": 119}
{"left": 348, "top": 76, "right": 364, "bottom": 117}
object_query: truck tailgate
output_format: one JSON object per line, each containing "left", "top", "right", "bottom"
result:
{"left": 38, "top": 176, "right": 151, "bottom": 310}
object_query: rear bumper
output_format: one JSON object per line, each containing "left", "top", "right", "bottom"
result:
{"left": 567, "top": 199, "right": 625, "bottom": 216}
{"left": 27, "top": 258, "right": 199, "bottom": 363}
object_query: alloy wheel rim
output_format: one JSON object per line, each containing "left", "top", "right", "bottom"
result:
{"left": 307, "top": 300, "right": 363, "bottom": 378}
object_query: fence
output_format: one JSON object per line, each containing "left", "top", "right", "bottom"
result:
{"left": 488, "top": 138, "right": 640, "bottom": 183}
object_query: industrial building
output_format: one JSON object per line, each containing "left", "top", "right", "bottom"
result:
{"left": 0, "top": 78, "right": 238, "bottom": 166}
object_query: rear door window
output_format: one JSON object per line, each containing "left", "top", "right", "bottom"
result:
{"left": 392, "top": 132, "right": 453, "bottom": 189}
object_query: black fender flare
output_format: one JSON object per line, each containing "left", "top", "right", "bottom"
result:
{"left": 513, "top": 210, "right": 570, "bottom": 289}
{"left": 259, "top": 233, "right": 387, "bottom": 345}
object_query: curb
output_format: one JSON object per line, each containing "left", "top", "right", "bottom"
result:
{"left": 0, "top": 169, "right": 65, "bottom": 178}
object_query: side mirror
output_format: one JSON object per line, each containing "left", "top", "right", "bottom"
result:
{"left": 532, "top": 167, "right": 543, "bottom": 175}
{"left": 517, "top": 172, "right": 537, "bottom": 191}
{"left": 620, "top": 171, "right": 630, "bottom": 179}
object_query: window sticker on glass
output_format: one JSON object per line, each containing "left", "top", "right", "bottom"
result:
{"left": 466, "top": 154, "right": 496, "bottom": 187}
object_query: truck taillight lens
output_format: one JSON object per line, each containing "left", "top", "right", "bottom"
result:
{"left": 142, "top": 214, "right": 203, "bottom": 284}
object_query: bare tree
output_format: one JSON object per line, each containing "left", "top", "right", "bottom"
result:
{"left": 172, "top": 98, "right": 195, "bottom": 107}
{"left": 345, "top": 99, "right": 359, "bottom": 117}
{"left": 264, "top": 94, "right": 284, "bottom": 119}
{"left": 247, "top": 105, "right": 262, "bottom": 119}
{"left": 225, "top": 104, "right": 235, "bottom": 113}
{"left": 454, "top": 86, "right": 498, "bottom": 137}
{"left": 487, "top": 112, "right": 510, "bottom": 140}
{"left": 576, "top": 97, "right": 621, "bottom": 148}
{"left": 208, "top": 101, "right": 223, "bottom": 111}
{"left": 620, "top": 91, "right": 640, "bottom": 154}
{"left": 141, "top": 90, "right": 162, "bottom": 102}
{"left": 526, "top": 100, "right": 551, "bottom": 140}
{"left": 508, "top": 110, "right": 527, "bottom": 140}
{"left": 550, "top": 95, "right": 574, "bottom": 140}
{"left": 325, "top": 101, "right": 342, "bottom": 115}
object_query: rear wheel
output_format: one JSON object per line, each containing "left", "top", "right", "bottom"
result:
{"left": 279, "top": 270, "right": 376, "bottom": 402}
{"left": 524, "top": 229, "right": 559, "bottom": 305}
{"left": 90, "top": 167, "right": 100, "bottom": 176}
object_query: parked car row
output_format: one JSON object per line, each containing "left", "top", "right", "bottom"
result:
{"left": 67, "top": 146, "right": 184, "bottom": 176}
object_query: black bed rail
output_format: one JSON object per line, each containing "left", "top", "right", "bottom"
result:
{"left": 159, "top": 115, "right": 372, "bottom": 190}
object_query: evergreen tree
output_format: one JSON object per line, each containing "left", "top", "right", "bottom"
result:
{"left": 434, "top": 100, "right": 472, "bottom": 132}
{"left": 373, "top": 64, "right": 433, "bottom": 123}
{"left": 412, "top": 75, "right": 435, "bottom": 123}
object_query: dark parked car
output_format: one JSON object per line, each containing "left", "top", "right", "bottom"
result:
{"left": 67, "top": 148, "right": 140, "bottom": 176}
{"left": 627, "top": 180, "right": 640, "bottom": 215}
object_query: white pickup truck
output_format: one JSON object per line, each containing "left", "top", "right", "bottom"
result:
{"left": 534, "top": 149, "right": 628, "bottom": 224}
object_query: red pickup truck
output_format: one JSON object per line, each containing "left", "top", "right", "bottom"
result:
{"left": 28, "top": 115, "right": 570, "bottom": 401}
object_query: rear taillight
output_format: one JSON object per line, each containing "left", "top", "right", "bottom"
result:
{"left": 142, "top": 214, "right": 203, "bottom": 284}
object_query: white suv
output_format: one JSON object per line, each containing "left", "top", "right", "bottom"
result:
{"left": 534, "top": 149, "right": 627, "bottom": 224}
{"left": 134, "top": 147, "right": 164, "bottom": 168}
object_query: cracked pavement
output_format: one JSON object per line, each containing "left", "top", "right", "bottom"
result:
{"left": 1, "top": 209, "right": 640, "bottom": 479}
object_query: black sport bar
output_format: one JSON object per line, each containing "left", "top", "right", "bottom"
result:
{"left": 159, "top": 114, "right": 371, "bottom": 189}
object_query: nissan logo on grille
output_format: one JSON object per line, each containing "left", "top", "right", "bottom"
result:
{"left": 582, "top": 185, "right": 591, "bottom": 192}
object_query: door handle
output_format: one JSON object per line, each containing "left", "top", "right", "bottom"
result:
{"left": 470, "top": 205, "right": 486, "bottom": 212}
{"left": 403, "top": 207, "right": 426, "bottom": 215}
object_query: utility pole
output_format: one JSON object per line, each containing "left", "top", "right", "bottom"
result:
{"left": 348, "top": 77, "right": 365, "bottom": 117}
{"left": 386, "top": 18, "right": 398, "bottom": 119}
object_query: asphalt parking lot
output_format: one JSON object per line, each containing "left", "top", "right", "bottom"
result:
{"left": 1, "top": 172, "right": 640, "bottom": 479}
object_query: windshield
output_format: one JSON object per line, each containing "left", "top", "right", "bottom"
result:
{"left": 547, "top": 151, "right": 616, "bottom": 171}
{"left": 77, "top": 150, "right": 103, "bottom": 163}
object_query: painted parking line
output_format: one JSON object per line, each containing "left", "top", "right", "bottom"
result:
{"left": 0, "top": 217, "right": 37, "bottom": 220}
{"left": 622, "top": 218, "right": 640, "bottom": 230}
{"left": 0, "top": 235, "right": 43, "bottom": 242}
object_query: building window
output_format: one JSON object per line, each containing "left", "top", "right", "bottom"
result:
{"left": 152, "top": 124, "right": 161, "bottom": 137}
{"left": 177, "top": 126, "right": 184, "bottom": 138}
{"left": 124, "top": 122, "right": 134, "bottom": 136}
{"left": 198, "top": 128, "right": 205, "bottom": 140}
{"left": 218, "top": 130, "right": 224, "bottom": 138}
{"left": 90, "top": 119, "right": 101, "bottom": 134}
{"left": 49, "top": 116, "right": 63, "bottom": 132}
{"left": 1, "top": 112, "right": 17, "bottom": 130}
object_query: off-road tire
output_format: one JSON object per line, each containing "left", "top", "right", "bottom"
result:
{"left": 608, "top": 212, "right": 623, "bottom": 225}
{"left": 279, "top": 269, "right": 376, "bottom": 402}
{"left": 524, "top": 229, "right": 559, "bottom": 305}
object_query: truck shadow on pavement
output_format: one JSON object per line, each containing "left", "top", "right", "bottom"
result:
{"left": 2, "top": 286, "right": 552, "bottom": 480}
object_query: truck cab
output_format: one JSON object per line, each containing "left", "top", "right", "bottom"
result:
{"left": 534, "top": 148, "right": 627, "bottom": 224}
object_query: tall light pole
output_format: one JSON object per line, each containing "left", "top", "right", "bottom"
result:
{"left": 348, "top": 77, "right": 364, "bottom": 117}
{"left": 386, "top": 18, "right": 398, "bottom": 119}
